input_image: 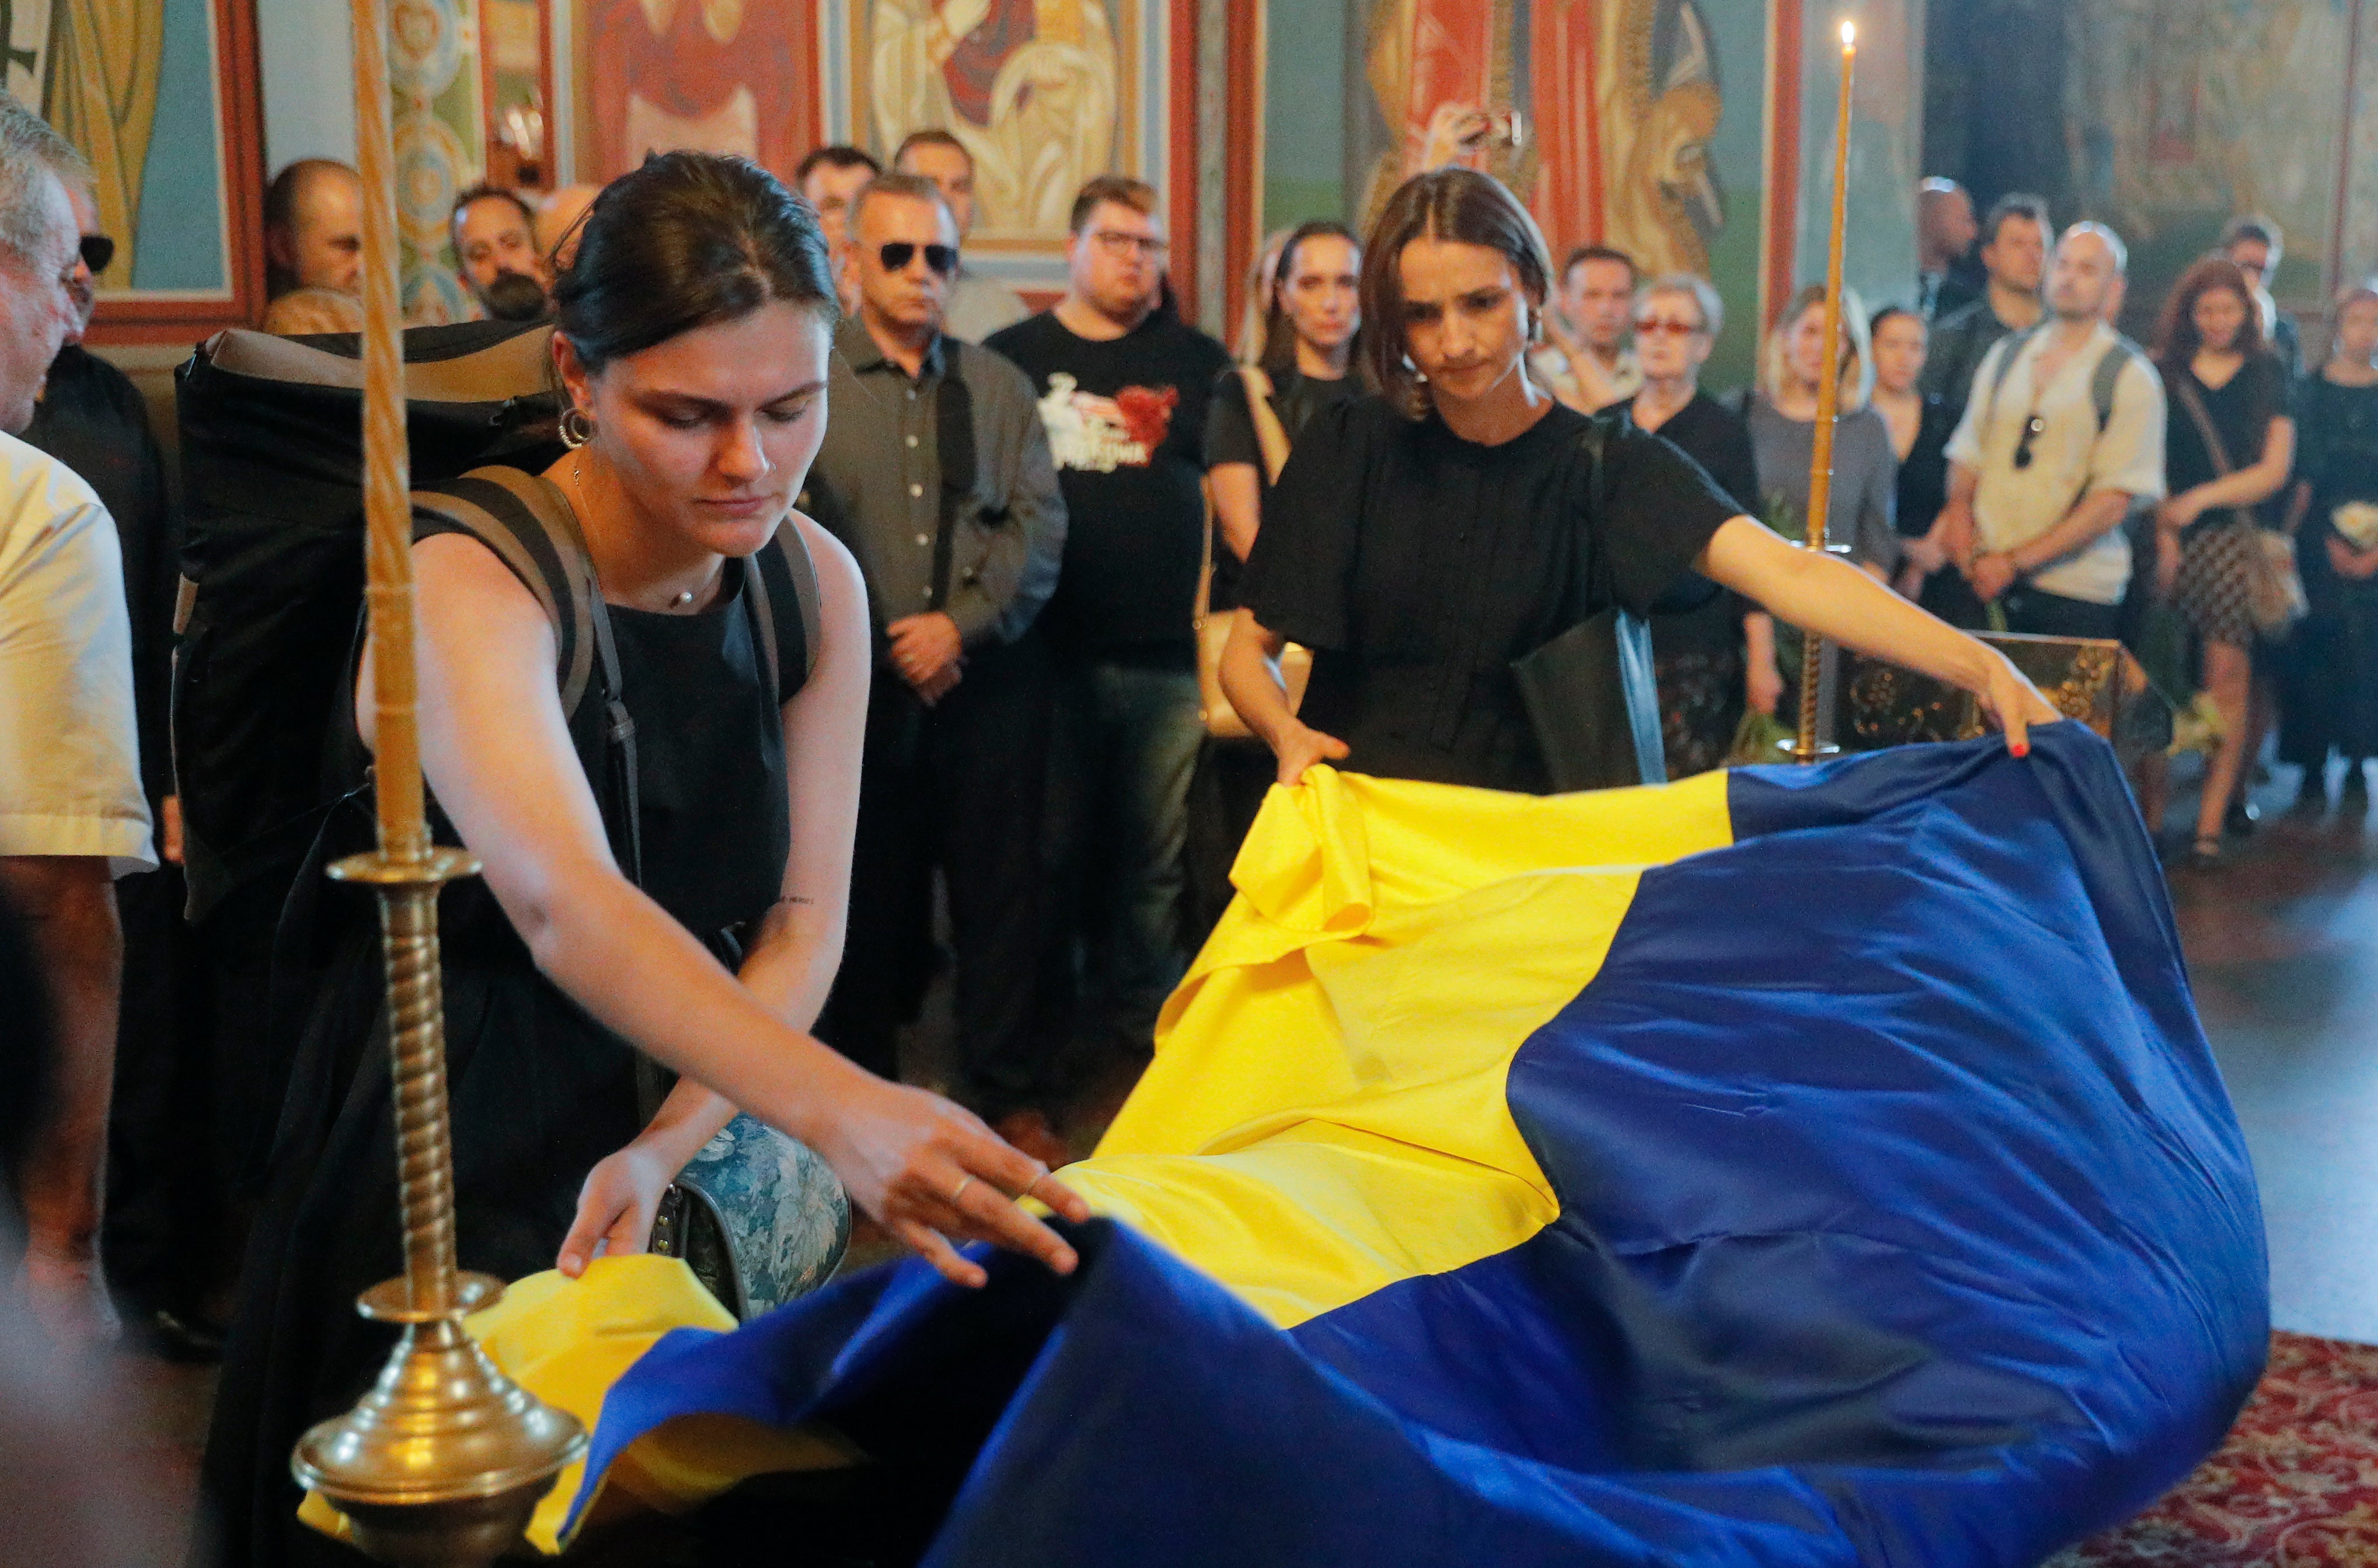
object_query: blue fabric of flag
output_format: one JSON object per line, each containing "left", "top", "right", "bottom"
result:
{"left": 566, "top": 724, "right": 2266, "bottom": 1565}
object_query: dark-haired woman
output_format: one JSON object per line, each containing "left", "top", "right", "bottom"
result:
{"left": 1219, "top": 169, "right": 2055, "bottom": 796}
{"left": 1868, "top": 305, "right": 1964, "bottom": 607}
{"left": 1187, "top": 221, "right": 1366, "bottom": 934}
{"left": 203, "top": 153, "right": 1089, "bottom": 1568}
{"left": 2154, "top": 256, "right": 2297, "bottom": 866}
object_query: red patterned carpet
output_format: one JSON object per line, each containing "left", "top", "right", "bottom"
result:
{"left": 2048, "top": 1333, "right": 2378, "bottom": 1566}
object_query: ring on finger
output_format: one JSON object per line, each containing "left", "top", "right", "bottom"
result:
{"left": 949, "top": 1174, "right": 975, "bottom": 1206}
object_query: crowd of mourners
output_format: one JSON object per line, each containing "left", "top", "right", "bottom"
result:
{"left": 1, "top": 82, "right": 2373, "bottom": 1566}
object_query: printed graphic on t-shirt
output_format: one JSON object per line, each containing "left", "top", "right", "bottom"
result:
{"left": 1034, "top": 373, "right": 1178, "bottom": 472}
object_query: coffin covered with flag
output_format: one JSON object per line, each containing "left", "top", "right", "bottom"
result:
{"left": 490, "top": 723, "right": 2267, "bottom": 1564}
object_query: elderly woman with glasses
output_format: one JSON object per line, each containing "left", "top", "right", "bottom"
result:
{"left": 1623, "top": 274, "right": 1765, "bottom": 776}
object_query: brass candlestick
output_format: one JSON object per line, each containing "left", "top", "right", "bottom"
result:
{"left": 291, "top": 2, "right": 584, "bottom": 1561}
{"left": 1789, "top": 20, "right": 1859, "bottom": 764}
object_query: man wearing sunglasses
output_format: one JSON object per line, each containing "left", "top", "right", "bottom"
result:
{"left": 801, "top": 172, "right": 1070, "bottom": 1162}
{"left": 20, "top": 134, "right": 204, "bottom": 1360}
{"left": 1936, "top": 223, "right": 2164, "bottom": 641}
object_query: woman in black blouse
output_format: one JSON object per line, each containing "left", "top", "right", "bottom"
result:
{"left": 2153, "top": 257, "right": 2297, "bottom": 865}
{"left": 1624, "top": 273, "right": 1763, "bottom": 776}
{"left": 1187, "top": 221, "right": 1368, "bottom": 934}
{"left": 1867, "top": 305, "right": 1962, "bottom": 604}
{"left": 1219, "top": 169, "right": 2055, "bottom": 794}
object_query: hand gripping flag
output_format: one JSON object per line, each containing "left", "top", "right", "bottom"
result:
{"left": 403, "top": 724, "right": 2267, "bottom": 1564}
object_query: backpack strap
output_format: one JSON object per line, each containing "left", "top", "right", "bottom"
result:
{"left": 747, "top": 522, "right": 824, "bottom": 707}
{"left": 410, "top": 465, "right": 643, "bottom": 886}
{"left": 2090, "top": 333, "right": 2148, "bottom": 434}
{"left": 1978, "top": 323, "right": 2044, "bottom": 436}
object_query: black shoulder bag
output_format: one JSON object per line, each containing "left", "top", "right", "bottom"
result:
{"left": 1509, "top": 416, "right": 1671, "bottom": 792}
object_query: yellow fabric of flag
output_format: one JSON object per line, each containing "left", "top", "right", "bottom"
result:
{"left": 1065, "top": 764, "right": 1735, "bottom": 1327}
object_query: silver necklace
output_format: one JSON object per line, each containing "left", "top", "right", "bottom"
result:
{"left": 572, "top": 456, "right": 702, "bottom": 611}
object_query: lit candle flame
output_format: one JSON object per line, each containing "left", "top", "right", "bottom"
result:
{"left": 1841, "top": 19, "right": 1856, "bottom": 47}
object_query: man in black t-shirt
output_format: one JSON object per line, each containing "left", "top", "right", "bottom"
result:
{"left": 986, "top": 176, "right": 1229, "bottom": 1067}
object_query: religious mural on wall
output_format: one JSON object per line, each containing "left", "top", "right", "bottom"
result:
{"left": 848, "top": 0, "right": 1154, "bottom": 263}
{"left": 2061, "top": 0, "right": 2355, "bottom": 312}
{"left": 862, "top": 0, "right": 1125, "bottom": 241}
{"left": 579, "top": 0, "right": 819, "bottom": 182}
{"left": 388, "top": 0, "right": 483, "bottom": 323}
{"left": 1351, "top": 0, "right": 1727, "bottom": 280}
{"left": 4, "top": 0, "right": 242, "bottom": 301}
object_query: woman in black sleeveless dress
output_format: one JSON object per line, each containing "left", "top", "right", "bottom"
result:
{"left": 1218, "top": 170, "right": 2054, "bottom": 793}
{"left": 203, "top": 154, "right": 1089, "bottom": 1568}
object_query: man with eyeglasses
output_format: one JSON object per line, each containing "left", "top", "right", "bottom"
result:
{"left": 986, "top": 174, "right": 1229, "bottom": 1105}
{"left": 1936, "top": 222, "right": 2164, "bottom": 641}
{"left": 800, "top": 172, "right": 1069, "bottom": 1157}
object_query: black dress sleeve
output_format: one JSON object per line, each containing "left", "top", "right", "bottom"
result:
{"left": 1240, "top": 397, "right": 1371, "bottom": 649}
{"left": 2257, "top": 354, "right": 2295, "bottom": 427}
{"left": 1703, "top": 406, "right": 1762, "bottom": 516}
{"left": 1205, "top": 365, "right": 1261, "bottom": 471}
{"left": 1595, "top": 419, "right": 1750, "bottom": 616}
{"left": 2295, "top": 376, "right": 2328, "bottom": 495}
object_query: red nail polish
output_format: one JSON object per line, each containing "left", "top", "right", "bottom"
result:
{"left": 2013, "top": 742, "right": 2030, "bottom": 758}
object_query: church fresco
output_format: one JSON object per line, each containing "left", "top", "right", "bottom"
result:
{"left": 580, "top": 0, "right": 820, "bottom": 185}
{"left": 2062, "top": 0, "right": 2356, "bottom": 310}
{"left": 850, "top": 0, "right": 1152, "bottom": 259}
{"left": 7, "top": 0, "right": 240, "bottom": 299}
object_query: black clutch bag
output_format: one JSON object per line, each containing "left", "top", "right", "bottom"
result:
{"left": 1512, "top": 605, "right": 1669, "bottom": 792}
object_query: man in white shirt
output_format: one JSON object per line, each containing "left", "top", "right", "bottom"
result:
{"left": 0, "top": 99, "right": 155, "bottom": 1347}
{"left": 1936, "top": 222, "right": 2165, "bottom": 642}
{"left": 893, "top": 128, "right": 1030, "bottom": 343}
{"left": 1532, "top": 245, "right": 1643, "bottom": 413}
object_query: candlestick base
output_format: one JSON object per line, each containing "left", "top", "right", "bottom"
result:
{"left": 293, "top": 1273, "right": 585, "bottom": 1568}
{"left": 1779, "top": 736, "right": 1842, "bottom": 764}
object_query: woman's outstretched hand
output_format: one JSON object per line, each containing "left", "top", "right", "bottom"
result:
{"left": 1273, "top": 722, "right": 1351, "bottom": 786}
{"left": 813, "top": 1078, "right": 1093, "bottom": 1288}
{"left": 1973, "top": 649, "right": 2062, "bottom": 757}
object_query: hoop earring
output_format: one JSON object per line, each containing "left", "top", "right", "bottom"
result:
{"left": 559, "top": 406, "right": 595, "bottom": 449}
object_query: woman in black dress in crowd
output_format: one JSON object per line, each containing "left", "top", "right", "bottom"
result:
{"left": 1868, "top": 305, "right": 1962, "bottom": 606}
{"left": 2280, "top": 282, "right": 2378, "bottom": 808}
{"left": 1623, "top": 273, "right": 1762, "bottom": 776}
{"left": 1188, "top": 221, "right": 1367, "bottom": 934}
{"left": 2153, "top": 256, "right": 2297, "bottom": 866}
{"left": 1217, "top": 169, "right": 2054, "bottom": 794}
{"left": 203, "top": 154, "right": 1089, "bottom": 1568}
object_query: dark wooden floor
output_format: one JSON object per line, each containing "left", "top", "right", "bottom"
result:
{"left": 2162, "top": 752, "right": 2378, "bottom": 1345}
{"left": 102, "top": 748, "right": 2378, "bottom": 1562}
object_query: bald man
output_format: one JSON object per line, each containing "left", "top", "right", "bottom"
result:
{"left": 1917, "top": 177, "right": 1979, "bottom": 319}
{"left": 1936, "top": 222, "right": 2166, "bottom": 642}
{"left": 263, "top": 159, "right": 361, "bottom": 298}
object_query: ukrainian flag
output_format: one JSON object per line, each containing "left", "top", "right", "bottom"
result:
{"left": 446, "top": 724, "right": 2268, "bottom": 1564}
